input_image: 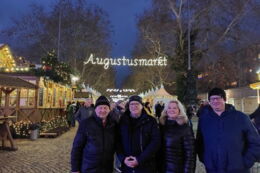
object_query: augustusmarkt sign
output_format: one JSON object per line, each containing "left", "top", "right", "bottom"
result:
{"left": 84, "top": 54, "right": 168, "bottom": 69}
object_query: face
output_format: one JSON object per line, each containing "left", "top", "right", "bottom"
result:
{"left": 95, "top": 105, "right": 110, "bottom": 120}
{"left": 110, "top": 102, "right": 116, "bottom": 109}
{"left": 129, "top": 101, "right": 143, "bottom": 117}
{"left": 166, "top": 102, "right": 180, "bottom": 119}
{"left": 119, "top": 101, "right": 125, "bottom": 108}
{"left": 84, "top": 99, "right": 92, "bottom": 107}
{"left": 209, "top": 95, "right": 225, "bottom": 113}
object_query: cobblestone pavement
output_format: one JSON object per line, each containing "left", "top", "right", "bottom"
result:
{"left": 0, "top": 127, "right": 77, "bottom": 173}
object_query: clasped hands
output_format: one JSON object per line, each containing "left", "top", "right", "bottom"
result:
{"left": 124, "top": 156, "right": 139, "bottom": 168}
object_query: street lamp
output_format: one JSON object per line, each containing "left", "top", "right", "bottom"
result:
{"left": 71, "top": 76, "right": 79, "bottom": 83}
{"left": 257, "top": 68, "right": 260, "bottom": 81}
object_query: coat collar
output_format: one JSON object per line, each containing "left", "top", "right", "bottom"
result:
{"left": 203, "top": 104, "right": 236, "bottom": 117}
{"left": 93, "top": 112, "right": 115, "bottom": 128}
{"left": 122, "top": 112, "right": 151, "bottom": 127}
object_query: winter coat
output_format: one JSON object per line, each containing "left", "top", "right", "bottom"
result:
{"left": 66, "top": 103, "right": 76, "bottom": 122}
{"left": 196, "top": 104, "right": 260, "bottom": 173}
{"left": 159, "top": 118, "right": 196, "bottom": 173}
{"left": 117, "top": 111, "right": 161, "bottom": 173}
{"left": 74, "top": 106, "right": 94, "bottom": 123}
{"left": 71, "top": 113, "right": 117, "bottom": 173}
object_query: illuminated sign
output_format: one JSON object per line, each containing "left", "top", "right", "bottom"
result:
{"left": 106, "top": 89, "right": 136, "bottom": 93}
{"left": 84, "top": 54, "right": 167, "bottom": 69}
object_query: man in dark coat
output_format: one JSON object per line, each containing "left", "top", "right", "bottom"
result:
{"left": 71, "top": 96, "right": 116, "bottom": 173}
{"left": 196, "top": 88, "right": 260, "bottom": 173}
{"left": 74, "top": 98, "right": 94, "bottom": 123}
{"left": 117, "top": 95, "right": 161, "bottom": 173}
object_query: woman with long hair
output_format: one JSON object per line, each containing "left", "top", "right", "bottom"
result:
{"left": 159, "top": 100, "right": 196, "bottom": 173}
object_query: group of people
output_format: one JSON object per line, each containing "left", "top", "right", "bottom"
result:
{"left": 70, "top": 87, "right": 260, "bottom": 173}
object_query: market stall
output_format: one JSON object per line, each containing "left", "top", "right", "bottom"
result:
{"left": 0, "top": 74, "right": 37, "bottom": 150}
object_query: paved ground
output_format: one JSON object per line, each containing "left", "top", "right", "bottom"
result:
{"left": 0, "top": 119, "right": 259, "bottom": 173}
{"left": 0, "top": 127, "right": 76, "bottom": 173}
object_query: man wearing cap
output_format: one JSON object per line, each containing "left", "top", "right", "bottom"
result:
{"left": 196, "top": 88, "right": 260, "bottom": 173}
{"left": 117, "top": 95, "right": 161, "bottom": 173}
{"left": 71, "top": 96, "right": 117, "bottom": 173}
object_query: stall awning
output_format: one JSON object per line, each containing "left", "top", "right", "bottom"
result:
{"left": 250, "top": 82, "right": 260, "bottom": 90}
{"left": 0, "top": 74, "right": 37, "bottom": 89}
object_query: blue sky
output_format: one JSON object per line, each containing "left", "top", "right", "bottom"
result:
{"left": 0, "top": 0, "right": 151, "bottom": 57}
{"left": 0, "top": 0, "right": 151, "bottom": 87}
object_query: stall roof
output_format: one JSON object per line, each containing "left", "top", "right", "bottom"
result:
{"left": 74, "top": 92, "right": 90, "bottom": 98}
{"left": 154, "top": 87, "right": 173, "bottom": 97}
{"left": 250, "top": 82, "right": 260, "bottom": 90}
{"left": 0, "top": 74, "right": 37, "bottom": 89}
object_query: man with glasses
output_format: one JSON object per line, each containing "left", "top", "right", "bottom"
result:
{"left": 117, "top": 95, "right": 160, "bottom": 173}
{"left": 196, "top": 88, "right": 260, "bottom": 173}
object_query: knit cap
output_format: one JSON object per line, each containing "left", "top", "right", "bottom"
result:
{"left": 129, "top": 95, "right": 143, "bottom": 105}
{"left": 95, "top": 96, "right": 110, "bottom": 109}
{"left": 208, "top": 88, "right": 226, "bottom": 101}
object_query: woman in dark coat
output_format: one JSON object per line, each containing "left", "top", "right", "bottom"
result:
{"left": 159, "top": 100, "right": 196, "bottom": 173}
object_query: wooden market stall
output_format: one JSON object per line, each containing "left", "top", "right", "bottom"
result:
{"left": 0, "top": 74, "right": 73, "bottom": 122}
{"left": 0, "top": 43, "right": 74, "bottom": 139}
{"left": 0, "top": 43, "right": 73, "bottom": 122}
{"left": 0, "top": 74, "right": 37, "bottom": 150}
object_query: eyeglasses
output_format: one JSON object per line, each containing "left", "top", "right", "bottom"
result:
{"left": 209, "top": 96, "right": 223, "bottom": 101}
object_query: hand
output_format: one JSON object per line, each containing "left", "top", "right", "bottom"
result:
{"left": 124, "top": 156, "right": 138, "bottom": 168}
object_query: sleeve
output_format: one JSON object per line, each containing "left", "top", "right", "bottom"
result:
{"left": 243, "top": 115, "right": 260, "bottom": 168}
{"left": 70, "top": 122, "right": 87, "bottom": 172}
{"left": 195, "top": 117, "right": 204, "bottom": 163}
{"left": 183, "top": 127, "right": 196, "bottom": 173}
{"left": 137, "top": 119, "right": 161, "bottom": 165}
{"left": 116, "top": 120, "right": 126, "bottom": 164}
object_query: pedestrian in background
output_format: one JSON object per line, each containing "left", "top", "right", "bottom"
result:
{"left": 111, "top": 100, "right": 125, "bottom": 123}
{"left": 117, "top": 95, "right": 160, "bottom": 173}
{"left": 144, "top": 101, "right": 153, "bottom": 116}
{"left": 196, "top": 87, "right": 260, "bottom": 173}
{"left": 74, "top": 98, "right": 94, "bottom": 123}
{"left": 66, "top": 101, "right": 76, "bottom": 127}
{"left": 155, "top": 101, "right": 163, "bottom": 118}
{"left": 71, "top": 96, "right": 117, "bottom": 173}
{"left": 159, "top": 100, "right": 196, "bottom": 173}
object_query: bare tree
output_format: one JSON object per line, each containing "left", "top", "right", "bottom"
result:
{"left": 128, "top": 0, "right": 260, "bottom": 99}
{"left": 1, "top": 0, "right": 116, "bottom": 91}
